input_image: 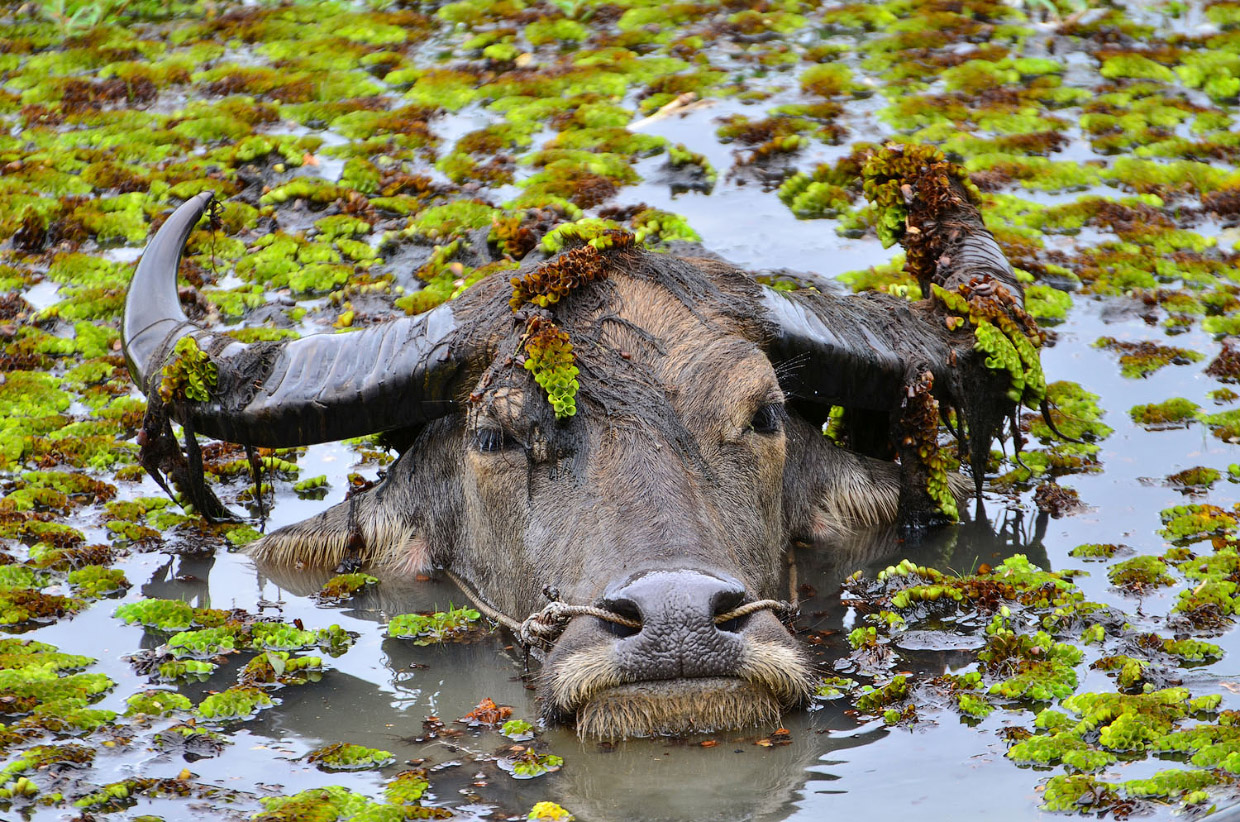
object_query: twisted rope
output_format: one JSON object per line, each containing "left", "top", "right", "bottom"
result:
{"left": 444, "top": 569, "right": 794, "bottom": 650}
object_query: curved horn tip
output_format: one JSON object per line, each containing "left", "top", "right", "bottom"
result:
{"left": 122, "top": 191, "right": 219, "bottom": 386}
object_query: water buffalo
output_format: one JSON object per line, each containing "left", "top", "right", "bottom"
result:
{"left": 122, "top": 169, "right": 1035, "bottom": 738}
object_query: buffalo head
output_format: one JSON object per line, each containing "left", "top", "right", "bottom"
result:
{"left": 123, "top": 190, "right": 1026, "bottom": 738}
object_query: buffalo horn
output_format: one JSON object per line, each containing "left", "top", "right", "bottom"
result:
{"left": 123, "top": 191, "right": 464, "bottom": 447}
{"left": 761, "top": 287, "right": 951, "bottom": 411}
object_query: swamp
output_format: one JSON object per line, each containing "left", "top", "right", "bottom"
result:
{"left": 3, "top": 0, "right": 1240, "bottom": 818}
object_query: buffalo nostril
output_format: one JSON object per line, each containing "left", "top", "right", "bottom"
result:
{"left": 598, "top": 597, "right": 641, "bottom": 639}
{"left": 712, "top": 589, "right": 747, "bottom": 633}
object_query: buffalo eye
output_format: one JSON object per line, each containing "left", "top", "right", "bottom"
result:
{"left": 749, "top": 403, "right": 785, "bottom": 435}
{"left": 474, "top": 427, "right": 513, "bottom": 453}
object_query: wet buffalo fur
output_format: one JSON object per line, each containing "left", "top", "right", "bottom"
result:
{"left": 248, "top": 242, "right": 973, "bottom": 736}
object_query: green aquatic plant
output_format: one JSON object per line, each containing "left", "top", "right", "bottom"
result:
{"left": 503, "top": 719, "right": 536, "bottom": 740}
{"left": 504, "top": 750, "right": 564, "bottom": 779}
{"left": 1167, "top": 466, "right": 1221, "bottom": 490}
{"left": 248, "top": 622, "right": 323, "bottom": 652}
{"left": 522, "top": 317, "right": 580, "bottom": 420}
{"left": 1068, "top": 543, "right": 1124, "bottom": 560}
{"left": 240, "top": 652, "right": 323, "bottom": 687}
{"left": 0, "top": 665, "right": 113, "bottom": 713}
{"left": 1130, "top": 398, "right": 1199, "bottom": 429}
{"left": 1161, "top": 637, "right": 1223, "bottom": 663}
{"left": 307, "top": 743, "right": 395, "bottom": 771}
{"left": 157, "top": 336, "right": 217, "bottom": 404}
{"left": 1093, "top": 654, "right": 1149, "bottom": 690}
{"left": 1008, "top": 729, "right": 1116, "bottom": 770}
{"left": 385, "top": 769, "right": 430, "bottom": 805}
{"left": 883, "top": 554, "right": 1079, "bottom": 611}
{"left": 1094, "top": 337, "right": 1204, "bottom": 378}
{"left": 293, "top": 475, "right": 329, "bottom": 493}
{"left": 666, "top": 143, "right": 717, "bottom": 189}
{"left": 67, "top": 565, "right": 128, "bottom": 598}
{"left": 631, "top": 209, "right": 699, "bottom": 247}
{"left": 114, "top": 599, "right": 222, "bottom": 632}
{"left": 168, "top": 626, "right": 238, "bottom": 659}
{"left": 156, "top": 659, "right": 217, "bottom": 682}
{"left": 528, "top": 802, "right": 575, "bottom": 821}
{"left": 1040, "top": 774, "right": 1119, "bottom": 812}
{"left": 931, "top": 282, "right": 1046, "bottom": 407}
{"left": 125, "top": 690, "right": 192, "bottom": 717}
{"left": 1062, "top": 688, "right": 1221, "bottom": 752}
{"left": 814, "top": 675, "right": 859, "bottom": 700}
{"left": 316, "top": 573, "right": 378, "bottom": 603}
{"left": 778, "top": 173, "right": 854, "bottom": 220}
{"left": 863, "top": 143, "right": 982, "bottom": 255}
{"left": 195, "top": 686, "right": 276, "bottom": 721}
{"left": 388, "top": 606, "right": 483, "bottom": 645}
{"left": 1107, "top": 555, "right": 1175, "bottom": 592}
{"left": 1160, "top": 504, "right": 1238, "bottom": 546}
{"left": 981, "top": 613, "right": 1083, "bottom": 702}
{"left": 855, "top": 675, "right": 909, "bottom": 714}
{"left": 255, "top": 785, "right": 379, "bottom": 822}
{"left": 1024, "top": 284, "right": 1072, "bottom": 323}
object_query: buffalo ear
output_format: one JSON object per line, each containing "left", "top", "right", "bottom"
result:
{"left": 783, "top": 416, "right": 970, "bottom": 544}
{"left": 247, "top": 485, "right": 429, "bottom": 573}
{"left": 246, "top": 466, "right": 436, "bottom": 575}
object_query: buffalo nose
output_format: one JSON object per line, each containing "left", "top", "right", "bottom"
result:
{"left": 600, "top": 570, "right": 749, "bottom": 679}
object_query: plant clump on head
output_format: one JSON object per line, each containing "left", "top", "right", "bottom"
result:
{"left": 861, "top": 142, "right": 983, "bottom": 285}
{"left": 156, "top": 336, "right": 217, "bottom": 404}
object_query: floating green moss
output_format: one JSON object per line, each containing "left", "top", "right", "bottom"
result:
{"left": 385, "top": 769, "right": 430, "bottom": 805}
{"left": 1068, "top": 543, "right": 1124, "bottom": 560}
{"left": 502, "top": 718, "right": 536, "bottom": 740}
{"left": 855, "top": 675, "right": 909, "bottom": 714}
{"left": 255, "top": 785, "right": 378, "bottom": 822}
{"left": 1130, "top": 398, "right": 1200, "bottom": 429}
{"left": 195, "top": 686, "right": 276, "bottom": 721}
{"left": 240, "top": 651, "right": 323, "bottom": 687}
{"left": 316, "top": 573, "right": 378, "bottom": 603}
{"left": 388, "top": 606, "right": 482, "bottom": 645}
{"left": 67, "top": 565, "right": 128, "bottom": 598}
{"left": 157, "top": 659, "right": 217, "bottom": 682}
{"left": 503, "top": 750, "right": 564, "bottom": 780}
{"left": 1168, "top": 466, "right": 1221, "bottom": 491}
{"left": 1041, "top": 774, "right": 1119, "bottom": 812}
{"left": 528, "top": 802, "right": 575, "bottom": 821}
{"left": 982, "top": 613, "right": 1083, "bottom": 702}
{"left": 1093, "top": 655, "right": 1149, "bottom": 690}
{"left": 1108, "top": 555, "right": 1175, "bottom": 592}
{"left": 1061, "top": 688, "right": 1220, "bottom": 753}
{"left": 307, "top": 743, "right": 395, "bottom": 771}
{"left": 1024, "top": 284, "right": 1072, "bottom": 324}
{"left": 1160, "top": 503, "right": 1239, "bottom": 546}
{"left": 168, "top": 626, "right": 238, "bottom": 659}
{"left": 114, "top": 599, "right": 225, "bottom": 632}
{"left": 125, "top": 690, "right": 193, "bottom": 717}
{"left": 1094, "top": 337, "right": 1204, "bottom": 379}
{"left": 883, "top": 554, "right": 1079, "bottom": 612}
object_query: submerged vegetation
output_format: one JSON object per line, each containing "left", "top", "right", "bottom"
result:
{"left": 1, "top": 0, "right": 1240, "bottom": 817}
